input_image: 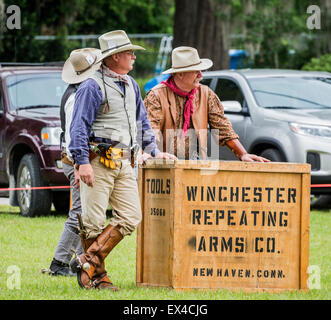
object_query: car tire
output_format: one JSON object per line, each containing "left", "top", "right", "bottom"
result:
{"left": 16, "top": 154, "right": 52, "bottom": 217}
{"left": 259, "top": 148, "right": 283, "bottom": 162}
{"left": 311, "top": 194, "right": 331, "bottom": 210}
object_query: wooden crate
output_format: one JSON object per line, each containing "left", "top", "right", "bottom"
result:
{"left": 136, "top": 160, "right": 311, "bottom": 291}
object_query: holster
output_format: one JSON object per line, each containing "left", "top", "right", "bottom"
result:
{"left": 89, "top": 143, "right": 130, "bottom": 169}
{"left": 89, "top": 149, "right": 98, "bottom": 162}
{"left": 130, "top": 144, "right": 140, "bottom": 168}
{"left": 61, "top": 152, "right": 74, "bottom": 166}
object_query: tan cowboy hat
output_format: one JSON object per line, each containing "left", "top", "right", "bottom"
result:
{"left": 96, "top": 30, "right": 145, "bottom": 63}
{"left": 162, "top": 46, "right": 213, "bottom": 74}
{"left": 62, "top": 48, "right": 102, "bottom": 84}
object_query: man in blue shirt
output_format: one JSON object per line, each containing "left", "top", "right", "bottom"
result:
{"left": 69, "top": 30, "right": 176, "bottom": 290}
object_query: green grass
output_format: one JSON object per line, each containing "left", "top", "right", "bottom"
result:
{"left": 0, "top": 204, "right": 330, "bottom": 300}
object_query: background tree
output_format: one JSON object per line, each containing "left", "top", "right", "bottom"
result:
{"left": 0, "top": 0, "right": 4, "bottom": 54}
{"left": 302, "top": 54, "right": 331, "bottom": 73}
{"left": 173, "top": 0, "right": 231, "bottom": 70}
{"left": 1, "top": 0, "right": 330, "bottom": 73}
{"left": 0, "top": 0, "right": 174, "bottom": 62}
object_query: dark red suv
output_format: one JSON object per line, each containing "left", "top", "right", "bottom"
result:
{"left": 0, "top": 63, "right": 69, "bottom": 216}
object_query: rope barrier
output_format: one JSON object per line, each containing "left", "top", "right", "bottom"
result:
{"left": 310, "top": 184, "right": 331, "bottom": 188}
{"left": 0, "top": 186, "right": 71, "bottom": 191}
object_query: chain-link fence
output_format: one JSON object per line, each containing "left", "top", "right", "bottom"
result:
{"left": 34, "top": 33, "right": 173, "bottom": 79}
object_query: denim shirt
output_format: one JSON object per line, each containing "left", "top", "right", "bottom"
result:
{"left": 69, "top": 76, "right": 160, "bottom": 165}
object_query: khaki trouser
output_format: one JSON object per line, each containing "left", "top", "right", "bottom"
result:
{"left": 80, "top": 157, "right": 141, "bottom": 239}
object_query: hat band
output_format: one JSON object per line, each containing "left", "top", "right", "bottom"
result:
{"left": 102, "top": 41, "right": 131, "bottom": 54}
{"left": 76, "top": 56, "right": 97, "bottom": 75}
{"left": 173, "top": 61, "right": 202, "bottom": 69}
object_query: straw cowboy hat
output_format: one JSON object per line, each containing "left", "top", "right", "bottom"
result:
{"left": 162, "top": 46, "right": 213, "bottom": 74}
{"left": 62, "top": 48, "right": 102, "bottom": 84}
{"left": 96, "top": 30, "right": 145, "bottom": 63}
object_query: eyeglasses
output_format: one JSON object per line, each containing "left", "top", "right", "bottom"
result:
{"left": 123, "top": 50, "right": 135, "bottom": 57}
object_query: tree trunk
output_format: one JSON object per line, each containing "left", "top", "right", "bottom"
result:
{"left": 173, "top": 0, "right": 230, "bottom": 70}
{"left": 241, "top": 0, "right": 261, "bottom": 62}
{"left": 0, "top": 0, "right": 4, "bottom": 32}
{"left": 322, "top": 0, "right": 331, "bottom": 53}
{"left": 0, "top": 0, "right": 4, "bottom": 54}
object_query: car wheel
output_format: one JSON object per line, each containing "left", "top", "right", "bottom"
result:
{"left": 311, "top": 194, "right": 331, "bottom": 210}
{"left": 259, "top": 148, "right": 283, "bottom": 162}
{"left": 16, "top": 154, "right": 52, "bottom": 217}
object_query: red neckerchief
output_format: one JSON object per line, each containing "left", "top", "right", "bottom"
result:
{"left": 161, "top": 76, "right": 197, "bottom": 138}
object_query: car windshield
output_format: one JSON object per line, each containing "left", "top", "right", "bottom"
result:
{"left": 248, "top": 76, "right": 331, "bottom": 109}
{"left": 6, "top": 72, "right": 67, "bottom": 111}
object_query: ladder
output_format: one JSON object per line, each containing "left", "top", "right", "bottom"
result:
{"left": 154, "top": 35, "right": 173, "bottom": 74}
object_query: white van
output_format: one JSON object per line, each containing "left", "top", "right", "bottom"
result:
{"left": 202, "top": 69, "right": 331, "bottom": 197}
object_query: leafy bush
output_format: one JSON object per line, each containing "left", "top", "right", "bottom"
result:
{"left": 302, "top": 54, "right": 331, "bottom": 73}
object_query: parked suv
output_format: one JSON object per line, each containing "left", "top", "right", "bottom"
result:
{"left": 0, "top": 63, "right": 69, "bottom": 216}
{"left": 202, "top": 69, "right": 331, "bottom": 195}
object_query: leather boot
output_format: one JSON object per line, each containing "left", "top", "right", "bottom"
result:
{"left": 81, "top": 238, "right": 95, "bottom": 253}
{"left": 73, "top": 238, "right": 117, "bottom": 289}
{"left": 70, "top": 238, "right": 96, "bottom": 289}
{"left": 70, "top": 224, "right": 123, "bottom": 289}
{"left": 91, "top": 261, "right": 119, "bottom": 291}
{"left": 49, "top": 258, "right": 76, "bottom": 277}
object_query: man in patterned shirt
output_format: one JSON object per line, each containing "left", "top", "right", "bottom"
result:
{"left": 144, "top": 46, "right": 269, "bottom": 162}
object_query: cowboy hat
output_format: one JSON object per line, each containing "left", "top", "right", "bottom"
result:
{"left": 62, "top": 48, "right": 101, "bottom": 84}
{"left": 162, "top": 46, "right": 213, "bottom": 74}
{"left": 96, "top": 30, "right": 145, "bottom": 63}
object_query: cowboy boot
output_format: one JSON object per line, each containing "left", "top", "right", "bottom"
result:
{"left": 72, "top": 237, "right": 117, "bottom": 290}
{"left": 91, "top": 264, "right": 119, "bottom": 291}
{"left": 71, "top": 238, "right": 116, "bottom": 289}
{"left": 70, "top": 224, "right": 123, "bottom": 289}
{"left": 70, "top": 237, "right": 96, "bottom": 289}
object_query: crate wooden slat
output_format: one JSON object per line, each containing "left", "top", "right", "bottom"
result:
{"left": 137, "top": 160, "right": 310, "bottom": 292}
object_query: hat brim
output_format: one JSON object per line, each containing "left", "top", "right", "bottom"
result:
{"left": 62, "top": 59, "right": 102, "bottom": 84}
{"left": 162, "top": 58, "right": 213, "bottom": 74}
{"left": 96, "top": 44, "right": 145, "bottom": 64}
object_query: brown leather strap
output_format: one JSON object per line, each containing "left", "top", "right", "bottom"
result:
{"left": 61, "top": 153, "right": 74, "bottom": 166}
{"left": 92, "top": 273, "right": 111, "bottom": 286}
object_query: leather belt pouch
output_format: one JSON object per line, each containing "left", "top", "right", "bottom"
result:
{"left": 61, "top": 153, "right": 74, "bottom": 166}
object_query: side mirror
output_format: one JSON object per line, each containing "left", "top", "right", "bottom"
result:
{"left": 222, "top": 100, "right": 242, "bottom": 112}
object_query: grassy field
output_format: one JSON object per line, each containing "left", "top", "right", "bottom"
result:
{"left": 0, "top": 204, "right": 330, "bottom": 300}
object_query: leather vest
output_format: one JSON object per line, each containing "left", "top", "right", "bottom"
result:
{"left": 149, "top": 83, "right": 209, "bottom": 158}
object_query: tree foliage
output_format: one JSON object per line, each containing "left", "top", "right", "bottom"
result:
{"left": 233, "top": 0, "right": 331, "bottom": 69}
{"left": 302, "top": 54, "right": 331, "bottom": 73}
{"left": 0, "top": 0, "right": 174, "bottom": 62}
{"left": 173, "top": 0, "right": 231, "bottom": 70}
{"left": 0, "top": 0, "right": 330, "bottom": 72}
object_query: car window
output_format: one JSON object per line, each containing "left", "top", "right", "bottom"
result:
{"left": 215, "top": 78, "right": 244, "bottom": 106}
{"left": 5, "top": 73, "right": 67, "bottom": 111}
{"left": 248, "top": 76, "right": 331, "bottom": 109}
{"left": 200, "top": 78, "right": 212, "bottom": 87}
